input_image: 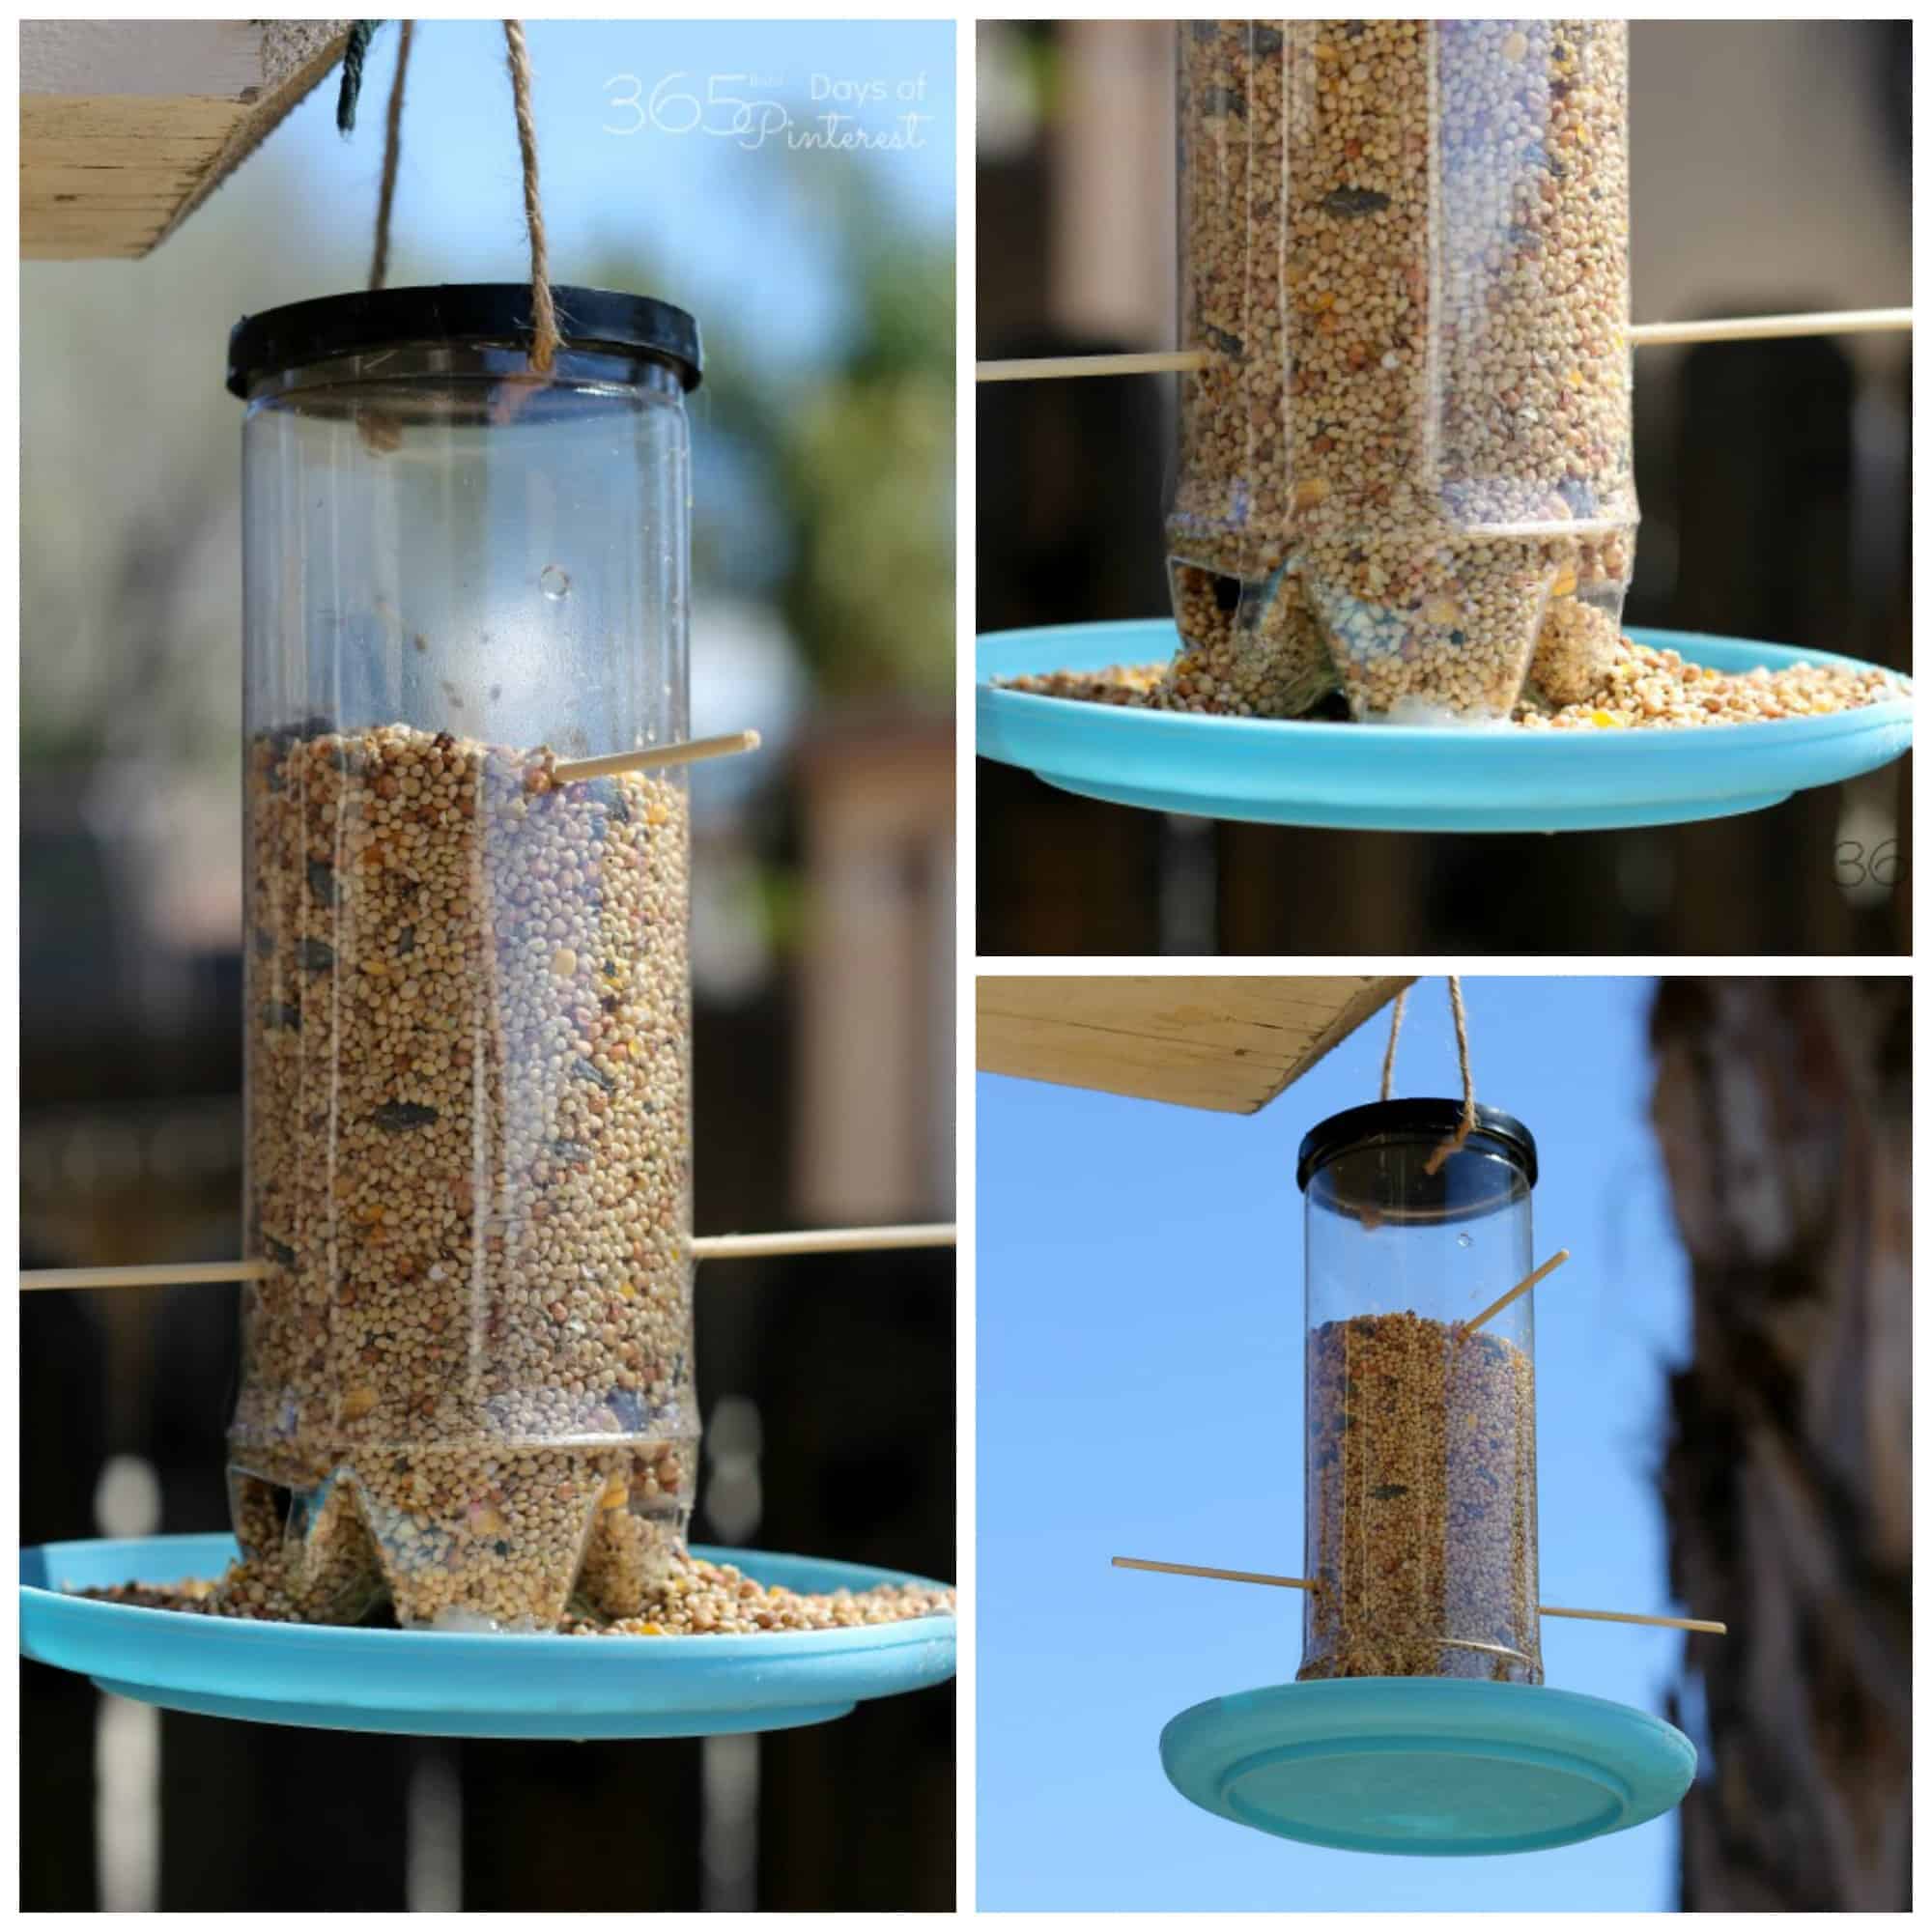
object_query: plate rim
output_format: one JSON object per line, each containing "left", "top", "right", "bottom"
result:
{"left": 21, "top": 1531, "right": 957, "bottom": 1661}
{"left": 1159, "top": 1677, "right": 1696, "bottom": 1857}
{"left": 977, "top": 619, "right": 1913, "bottom": 750}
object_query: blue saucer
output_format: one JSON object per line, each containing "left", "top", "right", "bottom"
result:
{"left": 978, "top": 620, "right": 1911, "bottom": 832}
{"left": 1161, "top": 1678, "right": 1695, "bottom": 1858}
{"left": 21, "top": 1534, "right": 955, "bottom": 1740}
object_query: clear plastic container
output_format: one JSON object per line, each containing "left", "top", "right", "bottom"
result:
{"left": 227, "top": 284, "right": 703, "bottom": 1630}
{"left": 1295, "top": 1100, "right": 1542, "bottom": 1683}
{"left": 1168, "top": 20, "right": 1635, "bottom": 720}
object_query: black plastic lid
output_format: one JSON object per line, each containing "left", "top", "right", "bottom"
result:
{"left": 227, "top": 283, "right": 703, "bottom": 398}
{"left": 1295, "top": 1099, "right": 1538, "bottom": 1193}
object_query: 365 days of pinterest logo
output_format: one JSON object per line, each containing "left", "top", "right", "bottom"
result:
{"left": 604, "top": 71, "right": 937, "bottom": 153}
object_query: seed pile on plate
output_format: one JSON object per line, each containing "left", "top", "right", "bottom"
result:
{"left": 234, "top": 721, "right": 697, "bottom": 1632}
{"left": 1165, "top": 18, "right": 1634, "bottom": 720}
{"left": 1299, "top": 1311, "right": 1540, "bottom": 1683}
{"left": 75, "top": 1550, "right": 955, "bottom": 1636}
{"left": 996, "top": 635, "right": 1905, "bottom": 728}
{"left": 1515, "top": 637, "right": 1908, "bottom": 728}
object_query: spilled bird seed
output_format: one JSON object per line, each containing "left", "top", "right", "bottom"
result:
{"left": 79, "top": 1548, "right": 953, "bottom": 1638}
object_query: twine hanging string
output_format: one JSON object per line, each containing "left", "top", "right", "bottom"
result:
{"left": 367, "top": 20, "right": 413, "bottom": 290}
{"left": 502, "top": 20, "right": 561, "bottom": 375}
{"left": 355, "top": 21, "right": 559, "bottom": 430}
{"left": 1429, "top": 976, "right": 1477, "bottom": 1176}
{"left": 1378, "top": 987, "right": 1407, "bottom": 1102}
{"left": 1378, "top": 976, "right": 1477, "bottom": 1174}
{"left": 355, "top": 22, "right": 557, "bottom": 367}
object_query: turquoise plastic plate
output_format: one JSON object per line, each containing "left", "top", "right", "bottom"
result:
{"left": 978, "top": 620, "right": 1911, "bottom": 832}
{"left": 1161, "top": 1678, "right": 1696, "bottom": 1858}
{"left": 21, "top": 1534, "right": 955, "bottom": 1740}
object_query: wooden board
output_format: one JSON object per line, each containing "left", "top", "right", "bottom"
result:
{"left": 21, "top": 20, "right": 351, "bottom": 260}
{"left": 976, "top": 977, "right": 1412, "bottom": 1114}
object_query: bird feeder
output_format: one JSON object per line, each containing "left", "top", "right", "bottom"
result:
{"left": 20, "top": 282, "right": 954, "bottom": 1731}
{"left": 228, "top": 284, "right": 704, "bottom": 1632}
{"left": 974, "top": 18, "right": 1912, "bottom": 829}
{"left": 1151, "top": 1096, "right": 1698, "bottom": 1857}
{"left": 1297, "top": 1101, "right": 1541, "bottom": 1687}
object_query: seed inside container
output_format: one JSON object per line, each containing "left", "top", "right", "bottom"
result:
{"left": 234, "top": 722, "right": 696, "bottom": 1631}
{"left": 1300, "top": 1311, "right": 1540, "bottom": 1683}
{"left": 1165, "top": 19, "right": 1637, "bottom": 720}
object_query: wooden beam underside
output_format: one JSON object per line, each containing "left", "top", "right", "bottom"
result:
{"left": 20, "top": 21, "right": 352, "bottom": 260}
{"left": 976, "top": 976, "right": 1413, "bottom": 1114}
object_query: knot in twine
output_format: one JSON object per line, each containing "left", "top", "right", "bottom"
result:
{"left": 1378, "top": 977, "right": 1478, "bottom": 1177}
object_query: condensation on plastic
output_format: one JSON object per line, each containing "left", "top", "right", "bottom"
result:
{"left": 231, "top": 333, "right": 697, "bottom": 1631}
{"left": 1167, "top": 20, "right": 1636, "bottom": 721}
{"left": 1298, "top": 1120, "right": 1542, "bottom": 1684}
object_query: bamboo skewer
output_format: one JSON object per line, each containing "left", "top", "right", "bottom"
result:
{"left": 975, "top": 307, "right": 1913, "bottom": 383}
{"left": 1110, "top": 1556, "right": 1727, "bottom": 1635}
{"left": 1534, "top": 1604, "right": 1727, "bottom": 1635}
{"left": 552, "top": 729, "right": 759, "bottom": 783}
{"left": 1460, "top": 1248, "right": 1570, "bottom": 1336}
{"left": 1626, "top": 306, "right": 1912, "bottom": 347}
{"left": 1113, "top": 1555, "right": 1318, "bottom": 1591}
{"left": 692, "top": 1223, "right": 956, "bottom": 1261}
{"left": 18, "top": 1223, "right": 956, "bottom": 1292}
{"left": 20, "top": 1260, "right": 272, "bottom": 1291}
{"left": 976, "top": 350, "right": 1211, "bottom": 383}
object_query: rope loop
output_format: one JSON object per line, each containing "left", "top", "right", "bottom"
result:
{"left": 1378, "top": 977, "right": 1478, "bottom": 1174}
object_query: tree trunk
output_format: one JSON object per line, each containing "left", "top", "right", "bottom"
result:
{"left": 1649, "top": 978, "right": 1910, "bottom": 1911}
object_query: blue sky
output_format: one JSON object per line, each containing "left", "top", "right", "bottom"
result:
{"left": 977, "top": 977, "right": 1698, "bottom": 1911}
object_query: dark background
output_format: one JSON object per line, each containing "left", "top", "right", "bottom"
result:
{"left": 976, "top": 21, "right": 1912, "bottom": 955}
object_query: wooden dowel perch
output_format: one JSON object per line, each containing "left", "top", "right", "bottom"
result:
{"left": 692, "top": 1223, "right": 956, "bottom": 1261}
{"left": 1460, "top": 1248, "right": 1570, "bottom": 1336}
{"left": 552, "top": 729, "right": 759, "bottom": 783}
{"left": 975, "top": 308, "right": 1913, "bottom": 383}
{"left": 19, "top": 1260, "right": 272, "bottom": 1291}
{"left": 976, "top": 350, "right": 1210, "bottom": 383}
{"left": 1625, "top": 305, "right": 1912, "bottom": 347}
{"left": 18, "top": 1223, "right": 956, "bottom": 1293}
{"left": 1537, "top": 1604, "right": 1728, "bottom": 1635}
{"left": 1113, "top": 1555, "right": 1318, "bottom": 1591}
{"left": 1111, "top": 1556, "right": 1726, "bottom": 1635}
